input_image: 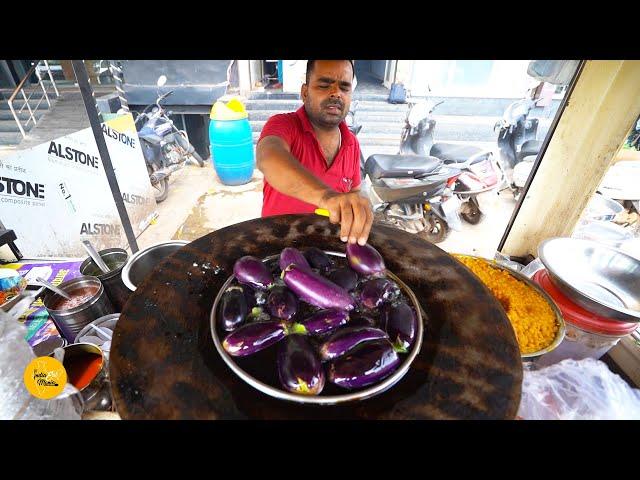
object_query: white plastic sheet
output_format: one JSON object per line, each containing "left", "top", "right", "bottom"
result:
{"left": 518, "top": 358, "right": 640, "bottom": 420}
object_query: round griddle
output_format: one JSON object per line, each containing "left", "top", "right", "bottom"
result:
{"left": 110, "top": 215, "right": 522, "bottom": 419}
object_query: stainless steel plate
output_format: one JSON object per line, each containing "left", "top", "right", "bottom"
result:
{"left": 210, "top": 251, "right": 424, "bottom": 406}
{"left": 538, "top": 237, "right": 640, "bottom": 322}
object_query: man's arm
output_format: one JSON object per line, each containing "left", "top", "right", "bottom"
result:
{"left": 256, "top": 135, "right": 329, "bottom": 207}
{"left": 256, "top": 135, "right": 373, "bottom": 245}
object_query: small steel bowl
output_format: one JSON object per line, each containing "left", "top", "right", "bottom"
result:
{"left": 121, "top": 241, "right": 189, "bottom": 292}
{"left": 539, "top": 237, "right": 640, "bottom": 323}
{"left": 582, "top": 193, "right": 624, "bottom": 221}
{"left": 453, "top": 254, "right": 566, "bottom": 360}
{"left": 210, "top": 251, "right": 424, "bottom": 405}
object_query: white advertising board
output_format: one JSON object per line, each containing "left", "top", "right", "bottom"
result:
{"left": 0, "top": 114, "right": 157, "bottom": 258}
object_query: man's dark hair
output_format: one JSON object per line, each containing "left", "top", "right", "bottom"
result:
{"left": 305, "top": 60, "right": 355, "bottom": 84}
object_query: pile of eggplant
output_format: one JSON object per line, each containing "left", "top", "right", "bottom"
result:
{"left": 218, "top": 243, "right": 419, "bottom": 397}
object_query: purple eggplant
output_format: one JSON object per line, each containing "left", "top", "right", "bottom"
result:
{"left": 328, "top": 340, "right": 400, "bottom": 389}
{"left": 359, "top": 278, "right": 396, "bottom": 310}
{"left": 382, "top": 302, "right": 418, "bottom": 353}
{"left": 348, "top": 314, "right": 377, "bottom": 328}
{"left": 222, "top": 320, "right": 286, "bottom": 357}
{"left": 302, "top": 309, "right": 350, "bottom": 336}
{"left": 319, "top": 326, "right": 389, "bottom": 361}
{"left": 346, "top": 243, "right": 385, "bottom": 276}
{"left": 267, "top": 286, "right": 298, "bottom": 320}
{"left": 304, "top": 247, "right": 334, "bottom": 272}
{"left": 220, "top": 286, "right": 249, "bottom": 332}
{"left": 233, "top": 256, "right": 274, "bottom": 290}
{"left": 279, "top": 247, "right": 311, "bottom": 272}
{"left": 327, "top": 267, "right": 359, "bottom": 292}
{"left": 282, "top": 264, "right": 355, "bottom": 311}
{"left": 242, "top": 284, "right": 257, "bottom": 310}
{"left": 277, "top": 335, "right": 325, "bottom": 395}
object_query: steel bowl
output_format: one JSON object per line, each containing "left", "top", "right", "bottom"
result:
{"left": 121, "top": 241, "right": 189, "bottom": 292}
{"left": 210, "top": 251, "right": 424, "bottom": 406}
{"left": 572, "top": 219, "right": 634, "bottom": 249}
{"left": 538, "top": 237, "right": 640, "bottom": 322}
{"left": 582, "top": 193, "right": 624, "bottom": 221}
{"left": 453, "top": 254, "right": 566, "bottom": 360}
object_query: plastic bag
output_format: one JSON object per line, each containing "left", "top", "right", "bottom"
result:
{"left": 517, "top": 358, "right": 640, "bottom": 420}
{"left": 493, "top": 252, "right": 525, "bottom": 272}
{"left": 520, "top": 257, "right": 545, "bottom": 278}
{"left": 0, "top": 315, "right": 82, "bottom": 420}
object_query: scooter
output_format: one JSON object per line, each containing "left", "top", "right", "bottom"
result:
{"left": 625, "top": 116, "right": 640, "bottom": 150}
{"left": 348, "top": 102, "right": 463, "bottom": 243}
{"left": 399, "top": 99, "right": 504, "bottom": 224}
{"left": 132, "top": 75, "right": 204, "bottom": 203}
{"left": 495, "top": 92, "right": 545, "bottom": 200}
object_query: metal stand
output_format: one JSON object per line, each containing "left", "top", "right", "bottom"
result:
{"left": 0, "top": 219, "right": 23, "bottom": 262}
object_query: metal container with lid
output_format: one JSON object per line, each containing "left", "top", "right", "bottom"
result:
{"left": 43, "top": 276, "right": 115, "bottom": 343}
{"left": 538, "top": 237, "right": 640, "bottom": 322}
{"left": 533, "top": 268, "right": 638, "bottom": 366}
{"left": 80, "top": 248, "right": 130, "bottom": 311}
{"left": 121, "top": 241, "right": 189, "bottom": 291}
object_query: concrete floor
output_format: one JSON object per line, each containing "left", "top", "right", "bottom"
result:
{"left": 135, "top": 159, "right": 519, "bottom": 259}
{"left": 135, "top": 162, "right": 264, "bottom": 250}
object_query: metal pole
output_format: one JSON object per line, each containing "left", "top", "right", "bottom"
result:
{"left": 109, "top": 60, "right": 129, "bottom": 113}
{"left": 72, "top": 60, "right": 139, "bottom": 254}
{"left": 43, "top": 60, "right": 60, "bottom": 97}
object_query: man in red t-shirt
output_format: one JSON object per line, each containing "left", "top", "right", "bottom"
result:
{"left": 256, "top": 60, "right": 373, "bottom": 246}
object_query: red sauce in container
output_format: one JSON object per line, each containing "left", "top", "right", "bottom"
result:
{"left": 53, "top": 285, "right": 99, "bottom": 310}
{"left": 64, "top": 352, "right": 103, "bottom": 391}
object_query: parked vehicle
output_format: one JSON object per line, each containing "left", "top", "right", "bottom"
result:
{"left": 495, "top": 93, "right": 545, "bottom": 199}
{"left": 131, "top": 75, "right": 204, "bottom": 202}
{"left": 398, "top": 99, "right": 504, "bottom": 224}
{"left": 625, "top": 115, "right": 640, "bottom": 150}
{"left": 348, "top": 102, "right": 463, "bottom": 243}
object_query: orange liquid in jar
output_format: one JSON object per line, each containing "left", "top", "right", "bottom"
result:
{"left": 64, "top": 353, "right": 103, "bottom": 390}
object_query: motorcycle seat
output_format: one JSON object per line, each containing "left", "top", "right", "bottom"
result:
{"left": 365, "top": 154, "right": 442, "bottom": 180}
{"left": 430, "top": 143, "right": 489, "bottom": 164}
{"left": 519, "top": 140, "right": 542, "bottom": 158}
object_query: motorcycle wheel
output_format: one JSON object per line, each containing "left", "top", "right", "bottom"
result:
{"left": 147, "top": 165, "right": 169, "bottom": 203}
{"left": 460, "top": 197, "right": 482, "bottom": 224}
{"left": 417, "top": 212, "right": 449, "bottom": 243}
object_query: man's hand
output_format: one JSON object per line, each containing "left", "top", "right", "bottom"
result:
{"left": 319, "top": 191, "right": 373, "bottom": 245}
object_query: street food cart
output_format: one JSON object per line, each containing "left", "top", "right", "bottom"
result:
{"left": 2, "top": 60, "right": 640, "bottom": 420}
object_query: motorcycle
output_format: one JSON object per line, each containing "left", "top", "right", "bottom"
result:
{"left": 348, "top": 102, "right": 463, "bottom": 243}
{"left": 132, "top": 75, "right": 204, "bottom": 203}
{"left": 398, "top": 99, "right": 504, "bottom": 224}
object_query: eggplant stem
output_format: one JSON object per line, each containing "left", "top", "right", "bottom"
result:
{"left": 288, "top": 322, "right": 308, "bottom": 335}
{"left": 392, "top": 339, "right": 408, "bottom": 354}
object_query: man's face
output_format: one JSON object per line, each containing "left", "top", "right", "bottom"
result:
{"left": 301, "top": 60, "right": 353, "bottom": 128}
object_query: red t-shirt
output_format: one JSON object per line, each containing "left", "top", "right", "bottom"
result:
{"left": 258, "top": 106, "right": 361, "bottom": 217}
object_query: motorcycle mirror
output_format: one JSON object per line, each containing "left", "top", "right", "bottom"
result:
{"left": 156, "top": 75, "right": 167, "bottom": 87}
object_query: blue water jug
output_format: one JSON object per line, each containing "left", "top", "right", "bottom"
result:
{"left": 209, "top": 98, "right": 255, "bottom": 186}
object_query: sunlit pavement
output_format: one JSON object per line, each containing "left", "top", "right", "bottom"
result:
{"left": 136, "top": 160, "right": 519, "bottom": 260}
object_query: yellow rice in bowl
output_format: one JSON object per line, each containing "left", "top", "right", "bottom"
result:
{"left": 453, "top": 254, "right": 559, "bottom": 355}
